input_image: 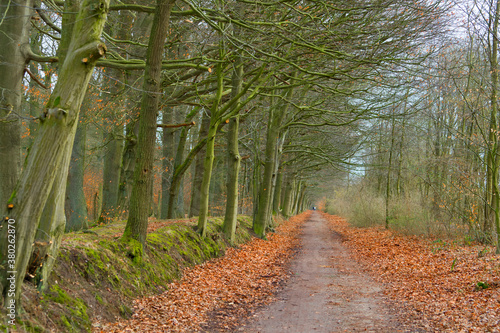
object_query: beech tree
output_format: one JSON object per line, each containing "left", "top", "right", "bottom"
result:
{"left": 0, "top": 0, "right": 34, "bottom": 212}
{"left": 0, "top": 0, "right": 110, "bottom": 308}
{"left": 122, "top": 0, "right": 177, "bottom": 248}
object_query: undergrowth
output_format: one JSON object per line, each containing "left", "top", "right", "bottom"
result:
{"left": 324, "top": 186, "right": 469, "bottom": 240}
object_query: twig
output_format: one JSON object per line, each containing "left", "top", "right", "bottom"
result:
{"left": 24, "top": 68, "right": 50, "bottom": 90}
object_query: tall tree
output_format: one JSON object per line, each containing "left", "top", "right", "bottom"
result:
{"left": 222, "top": 53, "right": 244, "bottom": 242}
{"left": 0, "top": 0, "right": 110, "bottom": 308}
{"left": 0, "top": 0, "right": 34, "bottom": 210}
{"left": 123, "top": 0, "right": 177, "bottom": 248}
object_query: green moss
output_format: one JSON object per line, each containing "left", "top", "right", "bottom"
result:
{"left": 95, "top": 293, "right": 104, "bottom": 305}
{"left": 44, "top": 285, "right": 90, "bottom": 331}
{"left": 122, "top": 238, "right": 144, "bottom": 264}
{"left": 119, "top": 304, "right": 133, "bottom": 318}
{"left": 48, "top": 284, "right": 72, "bottom": 304}
{"left": 7, "top": 188, "right": 16, "bottom": 204}
{"left": 60, "top": 315, "right": 72, "bottom": 330}
{"left": 9, "top": 320, "right": 44, "bottom": 333}
{"left": 17, "top": 215, "right": 254, "bottom": 332}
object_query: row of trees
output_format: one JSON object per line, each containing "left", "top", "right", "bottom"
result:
{"left": 328, "top": 0, "right": 500, "bottom": 254}
{"left": 0, "top": 0, "right": 448, "bottom": 310}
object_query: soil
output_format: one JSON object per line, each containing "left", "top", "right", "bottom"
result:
{"left": 236, "top": 211, "right": 417, "bottom": 333}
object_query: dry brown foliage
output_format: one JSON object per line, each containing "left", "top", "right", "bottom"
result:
{"left": 97, "top": 212, "right": 308, "bottom": 332}
{"left": 322, "top": 212, "right": 500, "bottom": 332}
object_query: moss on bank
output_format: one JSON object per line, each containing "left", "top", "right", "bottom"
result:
{"left": 2, "top": 216, "right": 253, "bottom": 332}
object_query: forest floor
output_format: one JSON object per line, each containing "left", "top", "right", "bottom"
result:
{"left": 97, "top": 211, "right": 500, "bottom": 332}
{"left": 240, "top": 210, "right": 406, "bottom": 333}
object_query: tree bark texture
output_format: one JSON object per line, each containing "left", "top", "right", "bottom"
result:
{"left": 0, "top": 0, "right": 33, "bottom": 211}
{"left": 0, "top": 0, "right": 110, "bottom": 308}
{"left": 124, "top": 0, "right": 176, "bottom": 247}
{"left": 65, "top": 110, "right": 88, "bottom": 231}
{"left": 222, "top": 53, "right": 244, "bottom": 242}
{"left": 253, "top": 89, "right": 292, "bottom": 237}
{"left": 189, "top": 112, "right": 210, "bottom": 217}
{"left": 117, "top": 121, "right": 139, "bottom": 217}
{"left": 99, "top": 123, "right": 124, "bottom": 223}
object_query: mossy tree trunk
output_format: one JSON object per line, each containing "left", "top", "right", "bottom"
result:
{"left": 0, "top": 0, "right": 33, "bottom": 211}
{"left": 196, "top": 4, "right": 226, "bottom": 236}
{"left": 273, "top": 169, "right": 283, "bottom": 214}
{"left": 254, "top": 86, "right": 293, "bottom": 238}
{"left": 292, "top": 181, "right": 303, "bottom": 215}
{"left": 123, "top": 0, "right": 176, "bottom": 247}
{"left": 487, "top": 0, "right": 500, "bottom": 254}
{"left": 195, "top": 62, "right": 264, "bottom": 237}
{"left": 282, "top": 175, "right": 295, "bottom": 219}
{"left": 0, "top": 0, "right": 110, "bottom": 308}
{"left": 115, "top": 12, "right": 152, "bottom": 219}
{"left": 222, "top": 54, "right": 244, "bottom": 242}
{"left": 29, "top": 0, "right": 89, "bottom": 292}
{"left": 197, "top": 114, "right": 223, "bottom": 237}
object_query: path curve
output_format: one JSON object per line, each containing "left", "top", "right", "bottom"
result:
{"left": 241, "top": 211, "right": 403, "bottom": 333}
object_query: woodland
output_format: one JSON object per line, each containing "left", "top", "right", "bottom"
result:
{"left": 0, "top": 0, "right": 500, "bottom": 331}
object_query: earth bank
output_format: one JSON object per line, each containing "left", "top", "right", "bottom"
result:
{"left": 1, "top": 216, "right": 254, "bottom": 332}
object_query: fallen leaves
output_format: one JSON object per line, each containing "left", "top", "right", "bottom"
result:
{"left": 322, "top": 212, "right": 500, "bottom": 332}
{"left": 96, "top": 212, "right": 308, "bottom": 332}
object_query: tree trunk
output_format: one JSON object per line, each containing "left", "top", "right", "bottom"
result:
{"left": 292, "top": 181, "right": 302, "bottom": 215}
{"left": 115, "top": 12, "right": 152, "bottom": 219}
{"left": 273, "top": 170, "right": 283, "bottom": 214}
{"left": 197, "top": 121, "right": 221, "bottom": 237}
{"left": 488, "top": 0, "right": 500, "bottom": 253}
{"left": 189, "top": 112, "right": 210, "bottom": 217}
{"left": 124, "top": 0, "right": 176, "bottom": 247}
{"left": 254, "top": 88, "right": 292, "bottom": 237}
{"left": 385, "top": 114, "right": 396, "bottom": 229}
{"left": 99, "top": 123, "right": 124, "bottom": 223}
{"left": 222, "top": 53, "right": 244, "bottom": 242}
{"left": 196, "top": 35, "right": 225, "bottom": 237}
{"left": 297, "top": 185, "right": 306, "bottom": 213}
{"left": 160, "top": 106, "right": 175, "bottom": 219}
{"left": 65, "top": 105, "right": 88, "bottom": 232}
{"left": 0, "top": 0, "right": 110, "bottom": 309}
{"left": 167, "top": 123, "right": 190, "bottom": 218}
{"left": 117, "top": 120, "right": 139, "bottom": 218}
{"left": 0, "top": 0, "right": 33, "bottom": 210}
{"left": 282, "top": 176, "right": 294, "bottom": 219}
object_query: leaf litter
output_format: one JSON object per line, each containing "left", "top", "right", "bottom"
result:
{"left": 96, "top": 212, "right": 308, "bottom": 332}
{"left": 321, "top": 212, "right": 500, "bottom": 333}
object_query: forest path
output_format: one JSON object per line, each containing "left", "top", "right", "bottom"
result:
{"left": 241, "top": 211, "right": 402, "bottom": 333}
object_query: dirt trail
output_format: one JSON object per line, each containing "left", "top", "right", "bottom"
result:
{"left": 241, "top": 211, "right": 404, "bottom": 333}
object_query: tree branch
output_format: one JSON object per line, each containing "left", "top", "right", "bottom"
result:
{"left": 157, "top": 121, "right": 195, "bottom": 128}
{"left": 24, "top": 68, "right": 50, "bottom": 89}
{"left": 108, "top": 4, "right": 196, "bottom": 17}
{"left": 23, "top": 44, "right": 59, "bottom": 63}
{"left": 35, "top": 8, "right": 62, "bottom": 33}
